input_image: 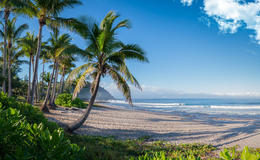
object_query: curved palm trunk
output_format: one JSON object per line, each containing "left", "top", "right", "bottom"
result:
{"left": 40, "top": 62, "right": 55, "bottom": 113}
{"left": 59, "top": 66, "right": 65, "bottom": 94}
{"left": 7, "top": 45, "right": 11, "bottom": 97}
{"left": 2, "top": 10, "right": 10, "bottom": 93}
{"left": 66, "top": 72, "right": 101, "bottom": 133}
{"left": 49, "top": 62, "right": 59, "bottom": 109}
{"left": 29, "top": 23, "right": 43, "bottom": 104}
{"left": 27, "top": 55, "right": 32, "bottom": 102}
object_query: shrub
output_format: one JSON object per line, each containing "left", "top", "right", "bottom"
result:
{"left": 55, "top": 93, "right": 85, "bottom": 108}
{"left": 71, "top": 97, "right": 85, "bottom": 108}
{"left": 220, "top": 146, "right": 260, "bottom": 160}
{"left": 0, "top": 93, "right": 85, "bottom": 160}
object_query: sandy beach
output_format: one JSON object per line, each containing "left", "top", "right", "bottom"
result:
{"left": 45, "top": 105, "right": 260, "bottom": 149}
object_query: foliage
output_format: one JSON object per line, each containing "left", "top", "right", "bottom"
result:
{"left": 68, "top": 11, "right": 149, "bottom": 104}
{"left": 220, "top": 146, "right": 260, "bottom": 160}
{"left": 68, "top": 134, "right": 217, "bottom": 160}
{"left": 55, "top": 93, "right": 85, "bottom": 108}
{"left": 0, "top": 92, "right": 84, "bottom": 160}
{"left": 130, "top": 151, "right": 201, "bottom": 160}
{"left": 71, "top": 97, "right": 85, "bottom": 108}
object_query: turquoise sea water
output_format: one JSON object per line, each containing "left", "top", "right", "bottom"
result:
{"left": 106, "top": 99, "right": 260, "bottom": 117}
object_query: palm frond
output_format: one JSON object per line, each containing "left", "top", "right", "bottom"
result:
{"left": 66, "top": 63, "right": 92, "bottom": 82}
{"left": 73, "top": 65, "right": 95, "bottom": 99}
{"left": 108, "top": 68, "right": 132, "bottom": 106}
{"left": 112, "top": 19, "right": 131, "bottom": 32}
{"left": 14, "top": 23, "right": 29, "bottom": 38}
{"left": 118, "top": 64, "right": 142, "bottom": 90}
{"left": 48, "top": 17, "right": 84, "bottom": 33}
{"left": 118, "top": 44, "right": 149, "bottom": 62}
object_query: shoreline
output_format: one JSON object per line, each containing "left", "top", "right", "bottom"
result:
{"left": 45, "top": 104, "right": 260, "bottom": 149}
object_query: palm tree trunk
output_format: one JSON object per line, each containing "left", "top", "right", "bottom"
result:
{"left": 2, "top": 10, "right": 10, "bottom": 93}
{"left": 29, "top": 23, "right": 43, "bottom": 104}
{"left": 7, "top": 46, "right": 11, "bottom": 97}
{"left": 66, "top": 72, "right": 102, "bottom": 133}
{"left": 49, "top": 62, "right": 59, "bottom": 109}
{"left": 27, "top": 55, "right": 32, "bottom": 102}
{"left": 40, "top": 60, "right": 45, "bottom": 100}
{"left": 35, "top": 71, "right": 39, "bottom": 103}
{"left": 59, "top": 66, "right": 65, "bottom": 94}
{"left": 40, "top": 61, "right": 55, "bottom": 113}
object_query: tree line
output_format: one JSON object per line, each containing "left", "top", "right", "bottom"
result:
{"left": 0, "top": 0, "right": 148, "bottom": 132}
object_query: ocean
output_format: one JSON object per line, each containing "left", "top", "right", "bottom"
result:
{"left": 105, "top": 98, "right": 260, "bottom": 117}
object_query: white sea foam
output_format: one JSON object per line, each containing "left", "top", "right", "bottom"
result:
{"left": 133, "top": 102, "right": 184, "bottom": 106}
{"left": 106, "top": 100, "right": 260, "bottom": 115}
{"left": 107, "top": 100, "right": 184, "bottom": 107}
{"left": 210, "top": 105, "right": 260, "bottom": 109}
{"left": 107, "top": 100, "right": 128, "bottom": 104}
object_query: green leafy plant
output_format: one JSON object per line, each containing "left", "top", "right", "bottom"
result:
{"left": 55, "top": 93, "right": 85, "bottom": 108}
{"left": 71, "top": 97, "right": 85, "bottom": 108}
{"left": 220, "top": 146, "right": 260, "bottom": 160}
{"left": 0, "top": 92, "right": 85, "bottom": 160}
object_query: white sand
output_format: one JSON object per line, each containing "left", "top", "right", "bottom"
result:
{"left": 45, "top": 105, "right": 260, "bottom": 148}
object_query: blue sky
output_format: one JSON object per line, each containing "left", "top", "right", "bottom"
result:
{"left": 15, "top": 0, "right": 260, "bottom": 98}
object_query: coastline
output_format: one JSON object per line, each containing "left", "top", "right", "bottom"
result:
{"left": 45, "top": 104, "right": 260, "bottom": 149}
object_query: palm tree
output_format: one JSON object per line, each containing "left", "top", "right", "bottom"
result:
{"left": 59, "top": 58, "right": 75, "bottom": 94}
{"left": 18, "top": 32, "right": 38, "bottom": 101}
{"left": 0, "top": 0, "right": 32, "bottom": 93}
{"left": 28, "top": 0, "right": 82, "bottom": 104}
{"left": 0, "top": 17, "right": 28, "bottom": 96}
{"left": 41, "top": 30, "right": 84, "bottom": 112}
{"left": 39, "top": 47, "right": 50, "bottom": 100}
{"left": 65, "top": 11, "right": 148, "bottom": 132}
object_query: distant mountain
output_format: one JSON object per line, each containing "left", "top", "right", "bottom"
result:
{"left": 76, "top": 84, "right": 114, "bottom": 101}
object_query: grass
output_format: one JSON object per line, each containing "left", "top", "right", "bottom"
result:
{"left": 66, "top": 134, "right": 260, "bottom": 160}
{"left": 66, "top": 134, "right": 218, "bottom": 160}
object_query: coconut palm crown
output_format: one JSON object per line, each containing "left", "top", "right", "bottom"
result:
{"left": 0, "top": 0, "right": 33, "bottom": 93}
{"left": 0, "top": 17, "right": 28, "bottom": 96}
{"left": 66, "top": 11, "right": 149, "bottom": 132}
{"left": 27, "top": 0, "right": 82, "bottom": 104}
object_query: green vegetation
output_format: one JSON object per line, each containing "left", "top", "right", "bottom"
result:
{"left": 0, "top": 92, "right": 84, "bottom": 160}
{"left": 55, "top": 93, "right": 85, "bottom": 108}
{"left": 220, "top": 146, "right": 260, "bottom": 160}
{"left": 1, "top": 92, "right": 260, "bottom": 159}
{"left": 68, "top": 135, "right": 216, "bottom": 160}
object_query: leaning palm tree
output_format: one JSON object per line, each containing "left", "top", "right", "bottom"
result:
{"left": 65, "top": 11, "right": 148, "bottom": 132}
{"left": 18, "top": 32, "right": 38, "bottom": 101}
{"left": 0, "top": 17, "right": 28, "bottom": 96}
{"left": 0, "top": 0, "right": 32, "bottom": 93}
{"left": 27, "top": 0, "right": 82, "bottom": 104}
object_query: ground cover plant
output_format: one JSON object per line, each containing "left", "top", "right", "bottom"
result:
{"left": 0, "top": 92, "right": 85, "bottom": 160}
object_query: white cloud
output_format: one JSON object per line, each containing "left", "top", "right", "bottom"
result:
{"left": 180, "top": 0, "right": 194, "bottom": 6}
{"left": 101, "top": 82, "right": 184, "bottom": 99}
{"left": 182, "top": 0, "right": 260, "bottom": 44}
{"left": 101, "top": 82, "right": 260, "bottom": 99}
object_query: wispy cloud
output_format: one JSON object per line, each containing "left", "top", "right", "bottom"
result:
{"left": 180, "top": 0, "right": 260, "bottom": 44}
{"left": 180, "top": 0, "right": 194, "bottom": 6}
